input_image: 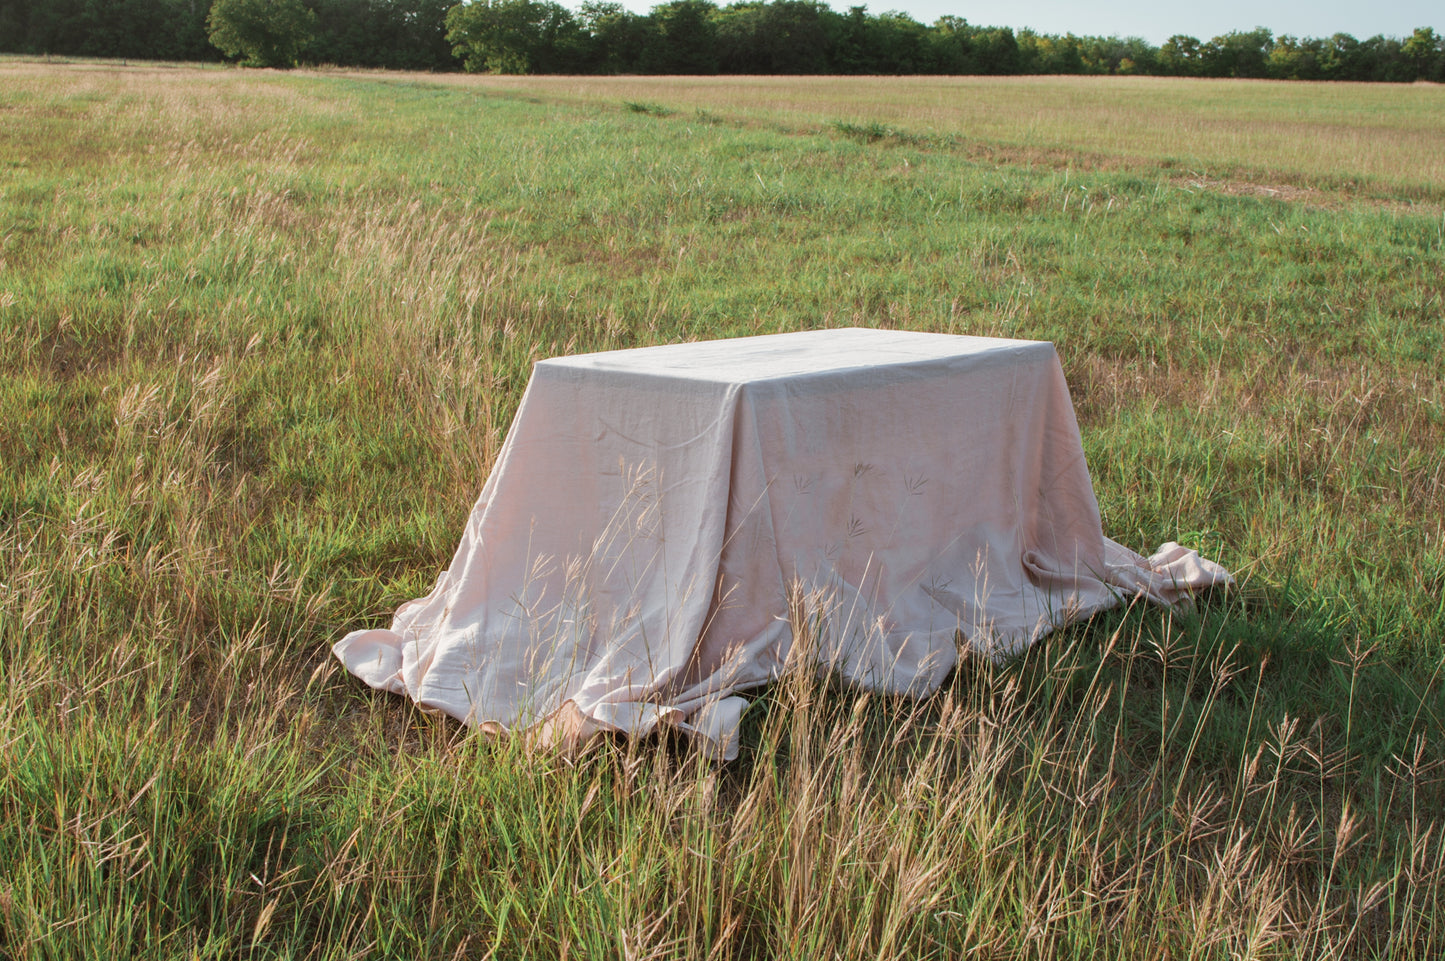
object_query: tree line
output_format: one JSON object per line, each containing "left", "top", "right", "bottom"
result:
{"left": 1, "top": 0, "right": 1441, "bottom": 81}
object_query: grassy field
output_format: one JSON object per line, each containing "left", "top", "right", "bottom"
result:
{"left": 406, "top": 72, "right": 1445, "bottom": 200}
{"left": 1, "top": 61, "right": 1443, "bottom": 957}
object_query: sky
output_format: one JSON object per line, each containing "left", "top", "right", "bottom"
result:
{"left": 615, "top": 0, "right": 1441, "bottom": 45}
{"left": 893, "top": 0, "right": 1441, "bottom": 45}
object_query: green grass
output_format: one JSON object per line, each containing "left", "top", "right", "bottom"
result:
{"left": 1, "top": 62, "right": 1443, "bottom": 958}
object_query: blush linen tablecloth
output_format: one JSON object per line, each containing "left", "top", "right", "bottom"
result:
{"left": 334, "top": 328, "right": 1231, "bottom": 759}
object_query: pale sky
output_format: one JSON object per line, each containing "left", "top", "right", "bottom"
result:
{"left": 896, "top": 0, "right": 1440, "bottom": 45}
{"left": 616, "top": 0, "right": 1440, "bottom": 45}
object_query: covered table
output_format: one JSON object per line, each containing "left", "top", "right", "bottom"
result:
{"left": 335, "top": 328, "right": 1230, "bottom": 758}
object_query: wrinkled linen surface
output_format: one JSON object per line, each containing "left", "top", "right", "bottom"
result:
{"left": 335, "top": 329, "right": 1231, "bottom": 758}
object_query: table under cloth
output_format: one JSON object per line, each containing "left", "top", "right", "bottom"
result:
{"left": 335, "top": 328, "right": 1231, "bottom": 758}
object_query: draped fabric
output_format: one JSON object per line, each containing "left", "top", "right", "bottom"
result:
{"left": 335, "top": 329, "right": 1231, "bottom": 758}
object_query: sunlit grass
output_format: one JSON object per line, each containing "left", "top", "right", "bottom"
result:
{"left": 1, "top": 62, "right": 1442, "bottom": 957}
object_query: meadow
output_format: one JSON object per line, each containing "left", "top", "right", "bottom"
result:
{"left": 409, "top": 72, "right": 1445, "bottom": 199}
{"left": 0, "top": 60, "right": 1443, "bottom": 958}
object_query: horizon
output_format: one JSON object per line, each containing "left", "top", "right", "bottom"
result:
{"left": 606, "top": 0, "right": 1441, "bottom": 47}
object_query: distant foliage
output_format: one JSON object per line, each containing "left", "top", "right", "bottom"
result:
{"left": 445, "top": 0, "right": 586, "bottom": 73}
{"left": 207, "top": 0, "right": 318, "bottom": 66}
{"left": 0, "top": 0, "right": 1440, "bottom": 81}
{"left": 307, "top": 0, "right": 456, "bottom": 70}
{"left": 444, "top": 5, "right": 1444, "bottom": 80}
{"left": 0, "top": 0, "right": 218, "bottom": 61}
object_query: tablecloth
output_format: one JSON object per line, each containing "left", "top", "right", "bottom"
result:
{"left": 334, "top": 328, "right": 1231, "bottom": 758}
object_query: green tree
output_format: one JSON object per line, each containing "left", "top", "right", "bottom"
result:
{"left": 821, "top": 4, "right": 875, "bottom": 73}
{"left": 1317, "top": 32, "right": 1363, "bottom": 79}
{"left": 1081, "top": 35, "right": 1156, "bottom": 75}
{"left": 970, "top": 26, "right": 1019, "bottom": 74}
{"left": 928, "top": 16, "right": 975, "bottom": 73}
{"left": 446, "top": 0, "right": 583, "bottom": 73}
{"left": 207, "top": 0, "right": 317, "bottom": 66}
{"left": 1266, "top": 35, "right": 1319, "bottom": 79}
{"left": 867, "top": 10, "right": 930, "bottom": 73}
{"left": 1156, "top": 33, "right": 1202, "bottom": 74}
{"left": 1158, "top": 34, "right": 1203, "bottom": 75}
{"left": 1021, "top": 30, "right": 1084, "bottom": 73}
{"left": 638, "top": 0, "right": 717, "bottom": 74}
{"left": 1401, "top": 26, "right": 1442, "bottom": 80}
{"left": 1199, "top": 27, "right": 1272, "bottom": 77}
{"left": 714, "top": 0, "right": 826, "bottom": 73}
{"left": 578, "top": 0, "right": 645, "bottom": 71}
